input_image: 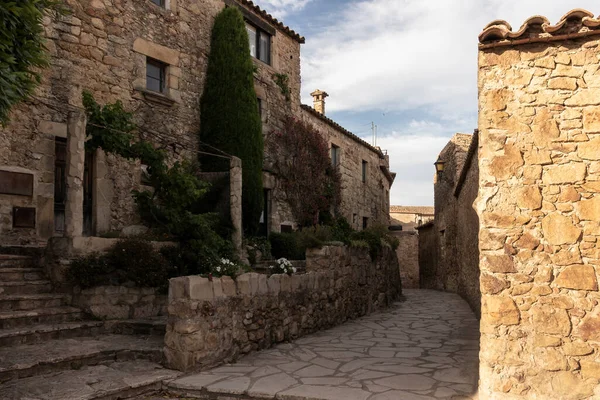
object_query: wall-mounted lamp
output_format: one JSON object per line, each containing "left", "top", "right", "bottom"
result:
{"left": 434, "top": 157, "right": 445, "bottom": 176}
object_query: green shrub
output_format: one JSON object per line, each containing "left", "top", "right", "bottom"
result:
{"left": 199, "top": 7, "right": 263, "bottom": 235}
{"left": 246, "top": 236, "right": 272, "bottom": 265}
{"left": 269, "top": 232, "right": 306, "bottom": 260}
{"left": 349, "top": 240, "right": 370, "bottom": 250}
{"left": 350, "top": 225, "right": 399, "bottom": 259}
{"left": 0, "top": 0, "right": 62, "bottom": 124}
{"left": 330, "top": 217, "right": 353, "bottom": 244}
{"left": 106, "top": 239, "right": 170, "bottom": 289}
{"left": 67, "top": 253, "right": 112, "bottom": 289}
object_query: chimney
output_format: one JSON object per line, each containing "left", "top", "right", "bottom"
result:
{"left": 311, "top": 89, "right": 329, "bottom": 115}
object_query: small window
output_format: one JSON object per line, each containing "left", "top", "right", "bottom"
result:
{"left": 146, "top": 58, "right": 167, "bottom": 93}
{"left": 150, "top": 0, "right": 165, "bottom": 7}
{"left": 246, "top": 22, "right": 271, "bottom": 65}
{"left": 363, "top": 217, "right": 369, "bottom": 230}
{"left": 362, "top": 160, "right": 368, "bottom": 183}
{"left": 281, "top": 224, "right": 293, "bottom": 233}
{"left": 331, "top": 145, "right": 340, "bottom": 167}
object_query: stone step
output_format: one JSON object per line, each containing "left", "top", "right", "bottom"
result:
{"left": 0, "top": 280, "right": 53, "bottom": 295}
{"left": 0, "top": 334, "right": 165, "bottom": 383}
{"left": 0, "top": 321, "right": 104, "bottom": 347}
{"left": 0, "top": 360, "right": 181, "bottom": 400}
{"left": 0, "top": 293, "right": 67, "bottom": 312}
{"left": 0, "top": 255, "right": 34, "bottom": 269}
{"left": 105, "top": 317, "right": 167, "bottom": 336}
{"left": 0, "top": 267, "right": 45, "bottom": 282}
{"left": 0, "top": 307, "right": 84, "bottom": 329}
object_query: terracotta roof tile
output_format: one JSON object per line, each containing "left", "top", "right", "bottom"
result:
{"left": 300, "top": 104, "right": 385, "bottom": 158}
{"left": 479, "top": 9, "right": 600, "bottom": 48}
{"left": 236, "top": 0, "right": 305, "bottom": 43}
{"left": 390, "top": 206, "right": 434, "bottom": 215}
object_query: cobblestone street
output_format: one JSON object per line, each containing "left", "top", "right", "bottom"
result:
{"left": 162, "top": 289, "right": 480, "bottom": 400}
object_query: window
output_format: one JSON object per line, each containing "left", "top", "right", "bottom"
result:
{"left": 331, "top": 145, "right": 340, "bottom": 167}
{"left": 363, "top": 217, "right": 369, "bottom": 230}
{"left": 246, "top": 22, "right": 271, "bottom": 65}
{"left": 146, "top": 58, "right": 167, "bottom": 93}
{"left": 362, "top": 160, "right": 368, "bottom": 183}
{"left": 150, "top": 0, "right": 165, "bottom": 7}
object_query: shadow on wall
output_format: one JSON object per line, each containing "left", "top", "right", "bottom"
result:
{"left": 417, "top": 131, "right": 481, "bottom": 318}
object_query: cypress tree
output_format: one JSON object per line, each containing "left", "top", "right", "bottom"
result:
{"left": 200, "top": 7, "right": 264, "bottom": 235}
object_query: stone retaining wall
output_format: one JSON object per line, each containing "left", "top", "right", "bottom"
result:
{"left": 72, "top": 285, "right": 167, "bottom": 320}
{"left": 164, "top": 246, "right": 401, "bottom": 372}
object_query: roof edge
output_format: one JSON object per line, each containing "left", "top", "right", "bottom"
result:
{"left": 454, "top": 130, "right": 479, "bottom": 198}
{"left": 479, "top": 8, "right": 600, "bottom": 48}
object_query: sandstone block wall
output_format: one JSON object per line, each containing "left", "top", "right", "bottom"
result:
{"left": 164, "top": 246, "right": 402, "bottom": 372}
{"left": 72, "top": 285, "right": 167, "bottom": 320}
{"left": 478, "top": 22, "right": 600, "bottom": 399}
{"left": 300, "top": 108, "right": 393, "bottom": 229}
{"left": 391, "top": 231, "right": 419, "bottom": 289}
{"left": 0, "top": 0, "right": 301, "bottom": 244}
{"left": 417, "top": 222, "right": 439, "bottom": 289}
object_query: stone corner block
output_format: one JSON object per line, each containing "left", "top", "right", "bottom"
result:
{"left": 187, "top": 276, "right": 214, "bottom": 301}
{"left": 169, "top": 276, "right": 188, "bottom": 302}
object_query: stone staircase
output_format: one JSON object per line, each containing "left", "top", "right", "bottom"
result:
{"left": 0, "top": 254, "right": 180, "bottom": 400}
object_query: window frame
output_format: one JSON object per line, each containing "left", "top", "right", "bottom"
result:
{"left": 149, "top": 0, "right": 165, "bottom": 8}
{"left": 246, "top": 21, "right": 271, "bottom": 65}
{"left": 331, "top": 145, "right": 340, "bottom": 167}
{"left": 146, "top": 57, "right": 167, "bottom": 94}
{"left": 362, "top": 160, "right": 368, "bottom": 183}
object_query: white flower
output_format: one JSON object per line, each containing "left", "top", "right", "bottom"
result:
{"left": 216, "top": 266, "right": 222, "bottom": 272}
{"left": 292, "top": 267, "right": 297, "bottom": 273}
{"left": 269, "top": 265, "right": 274, "bottom": 269}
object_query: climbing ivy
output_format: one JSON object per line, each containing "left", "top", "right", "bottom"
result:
{"left": 273, "top": 73, "right": 291, "bottom": 102}
{"left": 82, "top": 92, "right": 235, "bottom": 273}
{"left": 0, "top": 0, "right": 62, "bottom": 124}
{"left": 266, "top": 116, "right": 342, "bottom": 227}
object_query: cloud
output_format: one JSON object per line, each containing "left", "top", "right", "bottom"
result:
{"left": 376, "top": 133, "right": 451, "bottom": 206}
{"left": 301, "top": 0, "right": 600, "bottom": 116}
{"left": 252, "top": 0, "right": 313, "bottom": 19}
{"left": 298, "top": 0, "right": 599, "bottom": 205}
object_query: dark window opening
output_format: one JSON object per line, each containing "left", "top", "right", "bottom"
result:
{"left": 281, "top": 224, "right": 293, "bottom": 233}
{"left": 54, "top": 138, "right": 67, "bottom": 233}
{"left": 246, "top": 22, "right": 271, "bottom": 65}
{"left": 13, "top": 207, "right": 36, "bottom": 229}
{"left": 363, "top": 217, "right": 369, "bottom": 230}
{"left": 331, "top": 145, "right": 340, "bottom": 167}
{"left": 362, "top": 160, "right": 368, "bottom": 183}
{"left": 146, "top": 58, "right": 167, "bottom": 93}
{"left": 149, "top": 0, "right": 165, "bottom": 7}
{"left": 259, "top": 189, "right": 270, "bottom": 237}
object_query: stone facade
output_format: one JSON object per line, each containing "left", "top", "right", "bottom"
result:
{"left": 72, "top": 285, "right": 167, "bottom": 320}
{"left": 299, "top": 106, "right": 394, "bottom": 229}
{"left": 390, "top": 205, "right": 434, "bottom": 232}
{"left": 477, "top": 10, "right": 600, "bottom": 399}
{"left": 418, "top": 132, "right": 481, "bottom": 316}
{"left": 391, "top": 231, "right": 419, "bottom": 289}
{"left": 0, "top": 0, "right": 393, "bottom": 248}
{"left": 164, "top": 245, "right": 401, "bottom": 371}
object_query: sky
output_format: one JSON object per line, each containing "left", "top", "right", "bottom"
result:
{"left": 253, "top": 0, "right": 600, "bottom": 206}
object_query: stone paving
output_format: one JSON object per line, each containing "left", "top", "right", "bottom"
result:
{"left": 166, "top": 289, "right": 480, "bottom": 400}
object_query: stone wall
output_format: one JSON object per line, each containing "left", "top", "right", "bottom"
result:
{"left": 0, "top": 0, "right": 302, "bottom": 244}
{"left": 391, "top": 231, "right": 419, "bottom": 289}
{"left": 417, "top": 222, "right": 439, "bottom": 289}
{"left": 300, "top": 108, "right": 393, "bottom": 229}
{"left": 164, "top": 245, "right": 402, "bottom": 371}
{"left": 72, "top": 285, "right": 167, "bottom": 320}
{"left": 477, "top": 12, "right": 600, "bottom": 399}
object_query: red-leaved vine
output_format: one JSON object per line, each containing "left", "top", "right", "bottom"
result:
{"left": 266, "top": 116, "right": 342, "bottom": 227}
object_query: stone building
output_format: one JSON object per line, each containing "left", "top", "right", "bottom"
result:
{"left": 477, "top": 9, "right": 600, "bottom": 399}
{"left": 0, "top": 0, "right": 393, "bottom": 248}
{"left": 417, "top": 131, "right": 480, "bottom": 316}
{"left": 389, "top": 205, "right": 434, "bottom": 231}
